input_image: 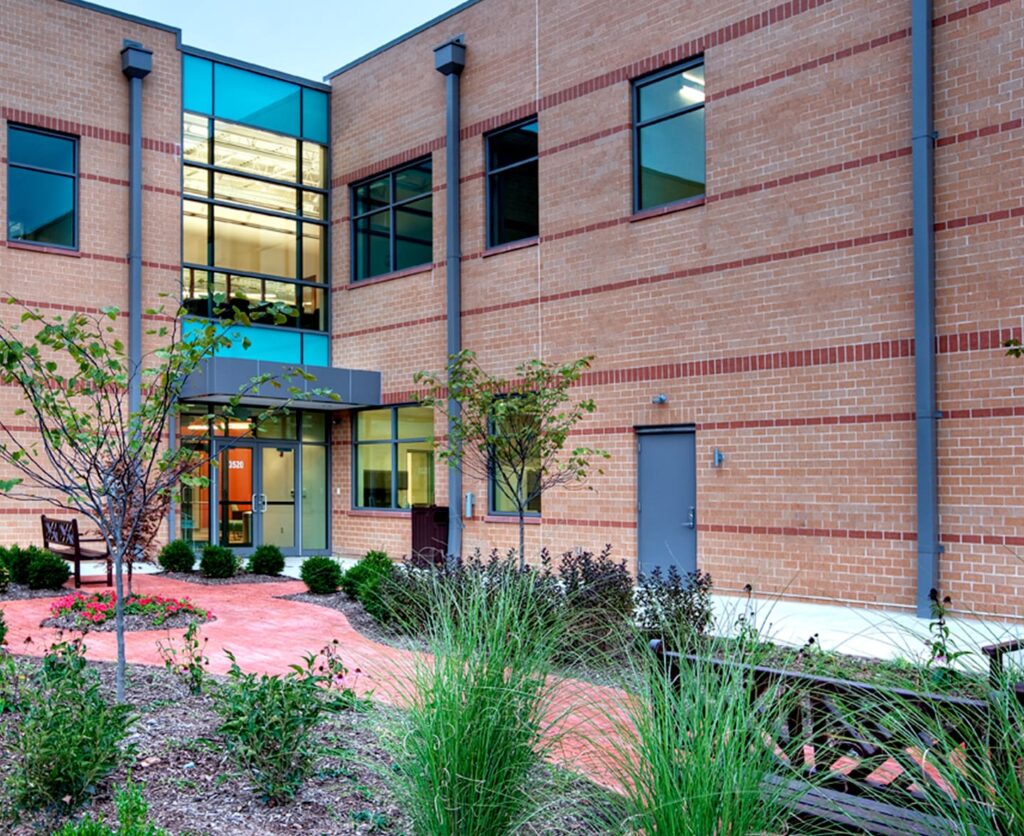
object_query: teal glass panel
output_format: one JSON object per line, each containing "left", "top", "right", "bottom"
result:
{"left": 183, "top": 56, "right": 213, "bottom": 114}
{"left": 214, "top": 324, "right": 302, "bottom": 363}
{"left": 302, "top": 89, "right": 328, "bottom": 144}
{"left": 214, "top": 64, "right": 301, "bottom": 136}
{"left": 302, "top": 333, "right": 329, "bottom": 367}
{"left": 9, "top": 128, "right": 75, "bottom": 173}
{"left": 7, "top": 168, "right": 74, "bottom": 247}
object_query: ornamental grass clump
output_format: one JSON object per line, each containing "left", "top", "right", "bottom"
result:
{"left": 384, "top": 565, "right": 567, "bottom": 836}
{"left": 8, "top": 638, "right": 135, "bottom": 812}
{"left": 607, "top": 630, "right": 796, "bottom": 836}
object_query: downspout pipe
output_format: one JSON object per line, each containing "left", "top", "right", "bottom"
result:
{"left": 434, "top": 37, "right": 466, "bottom": 560}
{"left": 911, "top": 0, "right": 941, "bottom": 617}
{"left": 121, "top": 41, "right": 152, "bottom": 416}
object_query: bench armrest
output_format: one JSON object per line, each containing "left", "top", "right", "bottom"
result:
{"left": 981, "top": 639, "right": 1024, "bottom": 686}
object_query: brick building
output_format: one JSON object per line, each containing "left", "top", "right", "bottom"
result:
{"left": 0, "top": 0, "right": 1020, "bottom": 618}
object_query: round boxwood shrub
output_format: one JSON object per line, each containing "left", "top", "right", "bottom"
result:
{"left": 26, "top": 549, "right": 70, "bottom": 590}
{"left": 340, "top": 550, "right": 391, "bottom": 600}
{"left": 248, "top": 544, "right": 285, "bottom": 576}
{"left": 0, "top": 561, "right": 9, "bottom": 594}
{"left": 158, "top": 539, "right": 196, "bottom": 573}
{"left": 300, "top": 556, "right": 343, "bottom": 595}
{"left": 200, "top": 545, "right": 238, "bottom": 579}
{"left": 5, "top": 546, "right": 33, "bottom": 586}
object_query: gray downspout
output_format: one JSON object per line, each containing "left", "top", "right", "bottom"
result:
{"left": 121, "top": 41, "right": 152, "bottom": 416}
{"left": 911, "top": 0, "right": 940, "bottom": 616}
{"left": 434, "top": 37, "right": 466, "bottom": 560}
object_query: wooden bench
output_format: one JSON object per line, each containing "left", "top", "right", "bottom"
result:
{"left": 651, "top": 639, "right": 1017, "bottom": 834}
{"left": 41, "top": 515, "right": 113, "bottom": 589}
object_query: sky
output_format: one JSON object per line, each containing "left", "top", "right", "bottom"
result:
{"left": 99, "top": 0, "right": 466, "bottom": 80}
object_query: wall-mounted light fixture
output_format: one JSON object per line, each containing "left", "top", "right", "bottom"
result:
{"left": 712, "top": 448, "right": 726, "bottom": 468}
{"left": 651, "top": 393, "right": 668, "bottom": 405}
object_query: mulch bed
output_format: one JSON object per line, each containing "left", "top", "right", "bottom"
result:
{"left": 159, "top": 572, "right": 296, "bottom": 586}
{"left": 0, "top": 657, "right": 619, "bottom": 835}
{"left": 0, "top": 583, "right": 73, "bottom": 602}
{"left": 39, "top": 612, "right": 215, "bottom": 634}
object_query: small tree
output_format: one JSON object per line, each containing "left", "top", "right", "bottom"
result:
{"left": 416, "top": 351, "right": 609, "bottom": 568}
{"left": 0, "top": 298, "right": 335, "bottom": 702}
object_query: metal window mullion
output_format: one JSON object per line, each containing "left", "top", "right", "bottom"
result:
{"left": 188, "top": 194, "right": 321, "bottom": 225}
{"left": 635, "top": 100, "right": 704, "bottom": 131}
{"left": 183, "top": 261, "right": 326, "bottom": 290}
{"left": 9, "top": 161, "right": 77, "bottom": 179}
{"left": 486, "top": 155, "right": 539, "bottom": 178}
{"left": 391, "top": 407, "right": 399, "bottom": 509}
{"left": 186, "top": 160, "right": 328, "bottom": 196}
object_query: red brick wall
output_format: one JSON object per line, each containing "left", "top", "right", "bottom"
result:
{"left": 0, "top": 0, "right": 181, "bottom": 544}
{"left": 329, "top": 0, "right": 1024, "bottom": 618}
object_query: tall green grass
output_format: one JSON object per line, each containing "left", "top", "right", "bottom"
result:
{"left": 384, "top": 566, "right": 567, "bottom": 836}
{"left": 607, "top": 630, "right": 797, "bottom": 836}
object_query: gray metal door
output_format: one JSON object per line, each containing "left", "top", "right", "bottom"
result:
{"left": 637, "top": 428, "right": 697, "bottom": 575}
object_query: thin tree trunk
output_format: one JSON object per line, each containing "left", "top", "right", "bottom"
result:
{"left": 518, "top": 509, "right": 526, "bottom": 571}
{"left": 112, "top": 544, "right": 126, "bottom": 703}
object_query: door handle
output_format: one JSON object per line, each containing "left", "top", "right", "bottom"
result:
{"left": 258, "top": 493, "right": 268, "bottom": 513}
{"left": 686, "top": 506, "right": 696, "bottom": 529}
{"left": 250, "top": 493, "right": 257, "bottom": 513}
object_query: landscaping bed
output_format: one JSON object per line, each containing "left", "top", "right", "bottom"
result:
{"left": 39, "top": 591, "right": 214, "bottom": 633}
{"left": 0, "top": 656, "right": 618, "bottom": 835}
{"left": 159, "top": 571, "right": 294, "bottom": 586}
{"left": 0, "top": 582, "right": 72, "bottom": 602}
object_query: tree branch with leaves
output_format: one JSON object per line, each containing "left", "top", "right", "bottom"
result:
{"left": 0, "top": 297, "right": 336, "bottom": 702}
{"left": 415, "top": 351, "right": 609, "bottom": 568}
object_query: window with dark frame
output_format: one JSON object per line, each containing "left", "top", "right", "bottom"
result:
{"left": 6, "top": 125, "right": 78, "bottom": 249}
{"left": 353, "top": 405, "right": 435, "bottom": 510}
{"left": 351, "top": 159, "right": 433, "bottom": 281}
{"left": 488, "top": 412, "right": 542, "bottom": 516}
{"left": 632, "top": 56, "right": 706, "bottom": 212}
{"left": 486, "top": 118, "right": 538, "bottom": 247}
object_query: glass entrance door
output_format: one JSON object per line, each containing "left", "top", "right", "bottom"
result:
{"left": 214, "top": 441, "right": 299, "bottom": 555}
{"left": 261, "top": 446, "right": 296, "bottom": 551}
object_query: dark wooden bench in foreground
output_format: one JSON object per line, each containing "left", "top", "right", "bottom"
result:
{"left": 41, "top": 515, "right": 112, "bottom": 589}
{"left": 651, "top": 639, "right": 1020, "bottom": 835}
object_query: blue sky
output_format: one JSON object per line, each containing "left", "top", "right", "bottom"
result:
{"left": 100, "top": 0, "right": 465, "bottom": 81}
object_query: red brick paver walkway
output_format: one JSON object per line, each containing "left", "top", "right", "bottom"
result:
{"left": 0, "top": 574, "right": 625, "bottom": 787}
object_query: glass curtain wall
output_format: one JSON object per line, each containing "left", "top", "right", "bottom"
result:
{"left": 181, "top": 56, "right": 329, "bottom": 354}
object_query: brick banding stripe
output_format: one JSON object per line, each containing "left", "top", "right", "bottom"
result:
{"left": 332, "top": 0, "right": 1006, "bottom": 188}
{"left": 0, "top": 107, "right": 179, "bottom": 156}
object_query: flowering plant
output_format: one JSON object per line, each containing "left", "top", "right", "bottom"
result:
{"left": 50, "top": 591, "right": 211, "bottom": 628}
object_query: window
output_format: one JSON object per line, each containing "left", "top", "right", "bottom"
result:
{"left": 351, "top": 159, "right": 432, "bottom": 281}
{"left": 353, "top": 406, "right": 434, "bottom": 509}
{"left": 6, "top": 125, "right": 78, "bottom": 249}
{"left": 632, "top": 56, "right": 705, "bottom": 212}
{"left": 181, "top": 110, "right": 328, "bottom": 333}
{"left": 489, "top": 413, "right": 542, "bottom": 515}
{"left": 486, "top": 118, "right": 538, "bottom": 247}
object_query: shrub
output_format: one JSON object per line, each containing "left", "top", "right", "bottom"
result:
{"left": 0, "top": 560, "right": 9, "bottom": 594}
{"left": 6, "top": 546, "right": 34, "bottom": 585}
{"left": 157, "top": 539, "right": 195, "bottom": 574}
{"left": 385, "top": 564, "right": 566, "bottom": 835}
{"left": 156, "top": 620, "right": 209, "bottom": 696}
{"left": 51, "top": 774, "right": 168, "bottom": 835}
{"left": 212, "top": 648, "right": 350, "bottom": 803}
{"left": 300, "top": 556, "right": 343, "bottom": 595}
{"left": 27, "top": 548, "right": 71, "bottom": 590}
{"left": 340, "top": 549, "right": 392, "bottom": 607}
{"left": 0, "top": 607, "right": 7, "bottom": 647}
{"left": 635, "top": 566, "right": 714, "bottom": 645}
{"left": 9, "top": 638, "right": 135, "bottom": 810}
{"left": 199, "top": 544, "right": 237, "bottom": 579}
{"left": 248, "top": 544, "right": 285, "bottom": 576}
{"left": 557, "top": 545, "right": 634, "bottom": 655}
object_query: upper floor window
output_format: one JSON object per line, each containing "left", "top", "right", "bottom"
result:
{"left": 6, "top": 125, "right": 78, "bottom": 249}
{"left": 351, "top": 159, "right": 432, "bottom": 281}
{"left": 486, "top": 118, "right": 538, "bottom": 247}
{"left": 632, "top": 57, "right": 705, "bottom": 212}
{"left": 353, "top": 405, "right": 434, "bottom": 509}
